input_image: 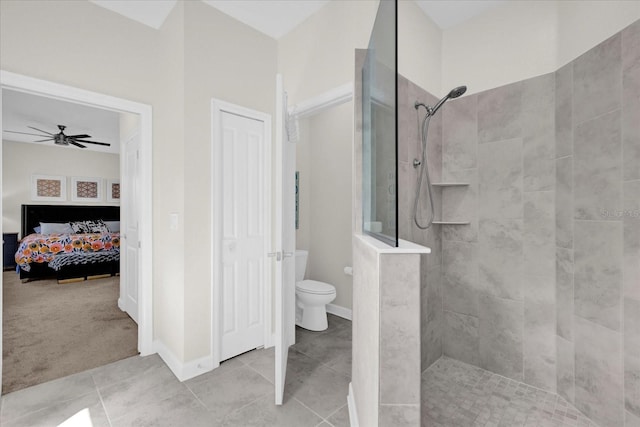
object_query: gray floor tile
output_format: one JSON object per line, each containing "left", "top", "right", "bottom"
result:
{"left": 90, "top": 354, "right": 163, "bottom": 389}
{"left": 422, "top": 357, "right": 599, "bottom": 427}
{"left": 292, "top": 326, "right": 351, "bottom": 372}
{"left": 110, "top": 388, "right": 213, "bottom": 427}
{"left": 2, "top": 315, "right": 354, "bottom": 427}
{"left": 233, "top": 346, "right": 272, "bottom": 366}
{"left": 327, "top": 314, "right": 352, "bottom": 331}
{"left": 322, "top": 349, "right": 352, "bottom": 378}
{"left": 285, "top": 348, "right": 326, "bottom": 377}
{"left": 220, "top": 392, "right": 322, "bottom": 426}
{"left": 184, "top": 356, "right": 245, "bottom": 385}
{"left": 243, "top": 348, "right": 276, "bottom": 383}
{"left": 326, "top": 404, "right": 350, "bottom": 427}
{"left": 3, "top": 391, "right": 109, "bottom": 427}
{"left": 99, "top": 361, "right": 186, "bottom": 420}
{"left": 187, "top": 365, "right": 272, "bottom": 422}
{"left": 0, "top": 371, "right": 95, "bottom": 423}
{"left": 285, "top": 355, "right": 350, "bottom": 418}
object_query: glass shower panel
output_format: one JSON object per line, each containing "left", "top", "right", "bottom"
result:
{"left": 362, "top": 0, "right": 397, "bottom": 247}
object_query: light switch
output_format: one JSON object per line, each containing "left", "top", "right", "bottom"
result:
{"left": 169, "top": 213, "right": 179, "bottom": 230}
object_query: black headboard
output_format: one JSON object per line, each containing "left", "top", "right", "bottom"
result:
{"left": 21, "top": 205, "right": 120, "bottom": 237}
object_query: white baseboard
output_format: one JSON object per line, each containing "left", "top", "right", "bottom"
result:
{"left": 347, "top": 382, "right": 359, "bottom": 427}
{"left": 326, "top": 303, "right": 352, "bottom": 321}
{"left": 153, "top": 340, "right": 214, "bottom": 382}
{"left": 264, "top": 333, "right": 275, "bottom": 349}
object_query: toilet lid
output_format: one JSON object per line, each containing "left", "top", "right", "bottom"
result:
{"left": 296, "top": 280, "right": 335, "bottom": 295}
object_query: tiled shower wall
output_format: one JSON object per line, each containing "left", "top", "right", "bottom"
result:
{"left": 554, "top": 21, "right": 640, "bottom": 427}
{"left": 399, "top": 19, "right": 639, "bottom": 427}
{"left": 439, "top": 71, "right": 557, "bottom": 389}
{"left": 398, "top": 75, "right": 444, "bottom": 372}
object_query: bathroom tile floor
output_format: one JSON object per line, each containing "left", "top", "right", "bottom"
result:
{"left": 0, "top": 314, "right": 352, "bottom": 427}
{"left": 422, "top": 357, "right": 598, "bottom": 427}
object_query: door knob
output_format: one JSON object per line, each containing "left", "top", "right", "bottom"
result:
{"left": 283, "top": 252, "right": 294, "bottom": 258}
{"left": 267, "top": 251, "right": 282, "bottom": 261}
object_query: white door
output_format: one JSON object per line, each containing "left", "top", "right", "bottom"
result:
{"left": 220, "top": 111, "right": 267, "bottom": 361}
{"left": 274, "top": 75, "right": 297, "bottom": 405}
{"left": 120, "top": 131, "right": 139, "bottom": 323}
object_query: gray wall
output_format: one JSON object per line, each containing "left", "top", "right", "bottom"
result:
{"left": 554, "top": 21, "right": 640, "bottom": 427}
{"left": 398, "top": 75, "right": 444, "bottom": 372}
{"left": 439, "top": 72, "right": 557, "bottom": 388}
{"left": 400, "top": 19, "right": 639, "bottom": 427}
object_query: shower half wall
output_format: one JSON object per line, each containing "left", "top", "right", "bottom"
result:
{"left": 402, "top": 19, "right": 639, "bottom": 427}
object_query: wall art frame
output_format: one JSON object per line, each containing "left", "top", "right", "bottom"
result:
{"left": 71, "top": 176, "right": 103, "bottom": 202}
{"left": 106, "top": 179, "right": 120, "bottom": 203}
{"left": 31, "top": 174, "right": 67, "bottom": 202}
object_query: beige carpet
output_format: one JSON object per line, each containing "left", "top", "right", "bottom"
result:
{"left": 2, "top": 271, "right": 138, "bottom": 394}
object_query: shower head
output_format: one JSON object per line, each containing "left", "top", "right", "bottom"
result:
{"left": 428, "top": 85, "right": 468, "bottom": 116}
{"left": 448, "top": 86, "right": 467, "bottom": 98}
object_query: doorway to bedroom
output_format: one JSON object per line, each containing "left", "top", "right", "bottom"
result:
{"left": 0, "top": 71, "right": 153, "bottom": 394}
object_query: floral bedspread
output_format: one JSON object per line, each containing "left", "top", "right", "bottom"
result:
{"left": 15, "top": 233, "right": 120, "bottom": 272}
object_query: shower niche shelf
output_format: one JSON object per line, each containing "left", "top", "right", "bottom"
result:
{"left": 432, "top": 182, "right": 469, "bottom": 187}
{"left": 432, "top": 221, "right": 470, "bottom": 225}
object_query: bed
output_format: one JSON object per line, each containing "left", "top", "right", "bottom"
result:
{"left": 15, "top": 204, "right": 120, "bottom": 282}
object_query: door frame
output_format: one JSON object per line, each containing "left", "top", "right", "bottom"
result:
{"left": 210, "top": 99, "right": 273, "bottom": 368}
{"left": 0, "top": 71, "right": 154, "bottom": 384}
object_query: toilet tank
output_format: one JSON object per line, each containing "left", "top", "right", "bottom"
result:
{"left": 295, "top": 250, "right": 308, "bottom": 282}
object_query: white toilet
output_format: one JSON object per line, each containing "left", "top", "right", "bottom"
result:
{"left": 295, "top": 250, "right": 336, "bottom": 331}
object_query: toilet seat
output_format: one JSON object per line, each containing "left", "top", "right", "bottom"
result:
{"left": 295, "top": 280, "right": 335, "bottom": 295}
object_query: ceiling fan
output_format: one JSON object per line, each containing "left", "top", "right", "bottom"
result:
{"left": 4, "top": 125, "right": 110, "bottom": 149}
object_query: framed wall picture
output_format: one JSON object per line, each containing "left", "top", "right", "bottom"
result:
{"left": 31, "top": 174, "right": 67, "bottom": 202}
{"left": 106, "top": 179, "right": 120, "bottom": 203}
{"left": 71, "top": 176, "right": 103, "bottom": 202}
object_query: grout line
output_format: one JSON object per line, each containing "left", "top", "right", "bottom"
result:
{"left": 572, "top": 106, "right": 621, "bottom": 129}
{"left": 325, "top": 403, "right": 347, "bottom": 418}
{"left": 184, "top": 382, "right": 210, "bottom": 412}
{"left": 243, "top": 361, "right": 274, "bottom": 385}
{"left": 572, "top": 218, "right": 625, "bottom": 223}
{"left": 322, "top": 403, "right": 347, "bottom": 425}
{"left": 211, "top": 390, "right": 272, "bottom": 422}
{"left": 292, "top": 395, "right": 332, "bottom": 425}
{"left": 93, "top": 377, "right": 113, "bottom": 427}
{"left": 289, "top": 346, "right": 350, "bottom": 380}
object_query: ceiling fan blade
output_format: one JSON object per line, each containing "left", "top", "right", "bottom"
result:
{"left": 3, "top": 130, "right": 52, "bottom": 137}
{"left": 34, "top": 138, "right": 55, "bottom": 142}
{"left": 27, "top": 126, "right": 56, "bottom": 136}
{"left": 69, "top": 141, "right": 87, "bottom": 148}
{"left": 72, "top": 139, "right": 111, "bottom": 147}
{"left": 66, "top": 134, "right": 91, "bottom": 139}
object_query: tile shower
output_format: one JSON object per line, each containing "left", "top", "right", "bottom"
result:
{"left": 399, "top": 20, "right": 640, "bottom": 427}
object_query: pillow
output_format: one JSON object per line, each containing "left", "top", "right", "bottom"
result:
{"left": 69, "top": 221, "right": 89, "bottom": 233}
{"left": 70, "top": 220, "right": 109, "bottom": 233}
{"left": 40, "top": 222, "right": 74, "bottom": 234}
{"left": 33, "top": 226, "right": 42, "bottom": 234}
{"left": 104, "top": 220, "right": 120, "bottom": 233}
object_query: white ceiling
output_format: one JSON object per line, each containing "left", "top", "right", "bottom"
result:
{"left": 2, "top": 89, "right": 121, "bottom": 155}
{"left": 202, "top": 0, "right": 330, "bottom": 39}
{"left": 88, "top": 0, "right": 505, "bottom": 38}
{"left": 415, "top": 1, "right": 506, "bottom": 29}
{"left": 89, "top": 0, "right": 178, "bottom": 30}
